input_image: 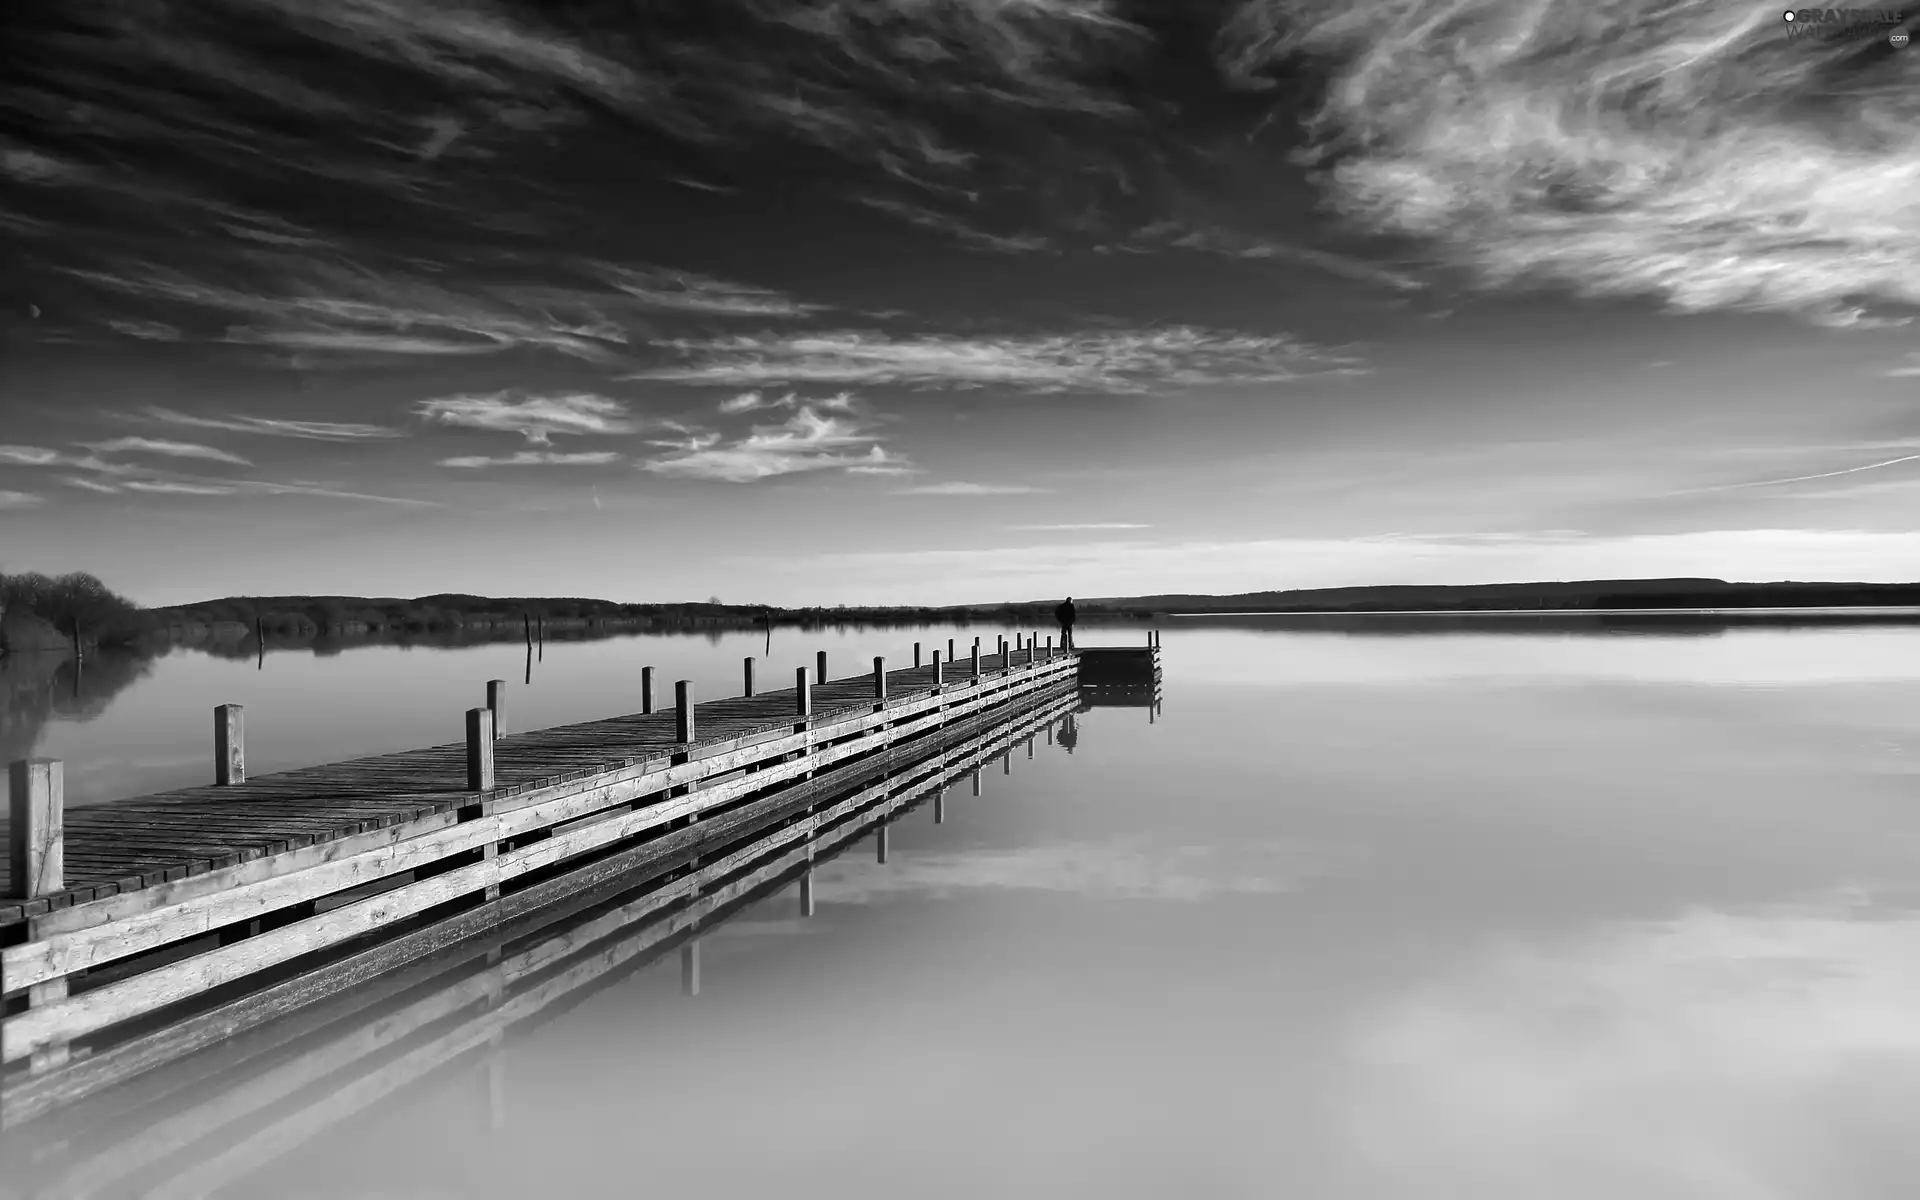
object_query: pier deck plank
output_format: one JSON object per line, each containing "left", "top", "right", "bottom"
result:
{"left": 0, "top": 651, "right": 1061, "bottom": 924}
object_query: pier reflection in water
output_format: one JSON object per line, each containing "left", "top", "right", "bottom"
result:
{"left": 0, "top": 688, "right": 1084, "bottom": 1199}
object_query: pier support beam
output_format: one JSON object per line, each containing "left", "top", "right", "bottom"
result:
{"left": 675, "top": 680, "right": 696, "bottom": 743}
{"left": 948, "top": 638, "right": 956, "bottom": 661}
{"left": 8, "top": 758, "right": 63, "bottom": 900}
{"left": 876, "top": 826, "right": 889, "bottom": 863}
{"left": 486, "top": 680, "right": 506, "bottom": 740}
{"left": 816, "top": 650, "right": 828, "bottom": 687}
{"left": 934, "top": 788, "right": 945, "bottom": 825}
{"left": 799, "top": 867, "right": 815, "bottom": 917}
{"left": 873, "top": 656, "right": 887, "bottom": 706}
{"left": 743, "top": 656, "right": 756, "bottom": 698}
{"left": 466, "top": 708, "right": 495, "bottom": 791}
{"left": 914, "top": 641, "right": 922, "bottom": 668}
{"left": 641, "top": 666, "right": 654, "bottom": 714}
{"left": 971, "top": 644, "right": 981, "bottom": 678}
{"left": 932, "top": 651, "right": 943, "bottom": 690}
{"left": 215, "top": 703, "right": 245, "bottom": 786}
{"left": 971, "top": 769, "right": 982, "bottom": 797}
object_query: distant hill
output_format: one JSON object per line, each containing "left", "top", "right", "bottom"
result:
{"left": 1070, "top": 578, "right": 1920, "bottom": 613}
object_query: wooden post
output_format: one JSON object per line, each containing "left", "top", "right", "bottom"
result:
{"left": 9, "top": 758, "right": 63, "bottom": 898}
{"left": 743, "top": 656, "right": 756, "bottom": 697}
{"left": 816, "top": 650, "right": 828, "bottom": 687}
{"left": 799, "top": 867, "right": 815, "bottom": 917}
{"left": 795, "top": 667, "right": 812, "bottom": 717}
{"left": 876, "top": 826, "right": 889, "bottom": 863}
{"left": 1046, "top": 635, "right": 1053, "bottom": 657}
{"left": 523, "top": 612, "right": 532, "bottom": 648}
{"left": 641, "top": 666, "right": 654, "bottom": 714}
{"left": 676, "top": 680, "right": 695, "bottom": 743}
{"left": 932, "top": 651, "right": 943, "bottom": 689}
{"left": 1147, "top": 629, "right": 1153, "bottom": 647}
{"left": 1027, "top": 736, "right": 1034, "bottom": 759}
{"left": 873, "top": 656, "right": 887, "bottom": 702}
{"left": 934, "top": 788, "right": 946, "bottom": 825}
{"left": 486, "top": 680, "right": 506, "bottom": 740}
{"left": 1003, "top": 750, "right": 1012, "bottom": 775}
{"left": 971, "top": 643, "right": 981, "bottom": 678}
{"left": 948, "top": 637, "right": 956, "bottom": 661}
{"left": 971, "top": 769, "right": 982, "bottom": 797}
{"left": 214, "top": 703, "right": 245, "bottom": 786}
{"left": 914, "top": 641, "right": 922, "bottom": 668}
{"left": 466, "top": 707, "right": 494, "bottom": 791}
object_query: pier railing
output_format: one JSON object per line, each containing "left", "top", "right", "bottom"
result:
{"left": 1, "top": 685, "right": 1078, "bottom": 1189}
{"left": 1, "top": 641, "right": 1081, "bottom": 1085}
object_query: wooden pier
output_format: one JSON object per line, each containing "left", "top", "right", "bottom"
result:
{"left": 0, "top": 631, "right": 1159, "bottom": 1129}
{"left": 0, "top": 686, "right": 1078, "bottom": 1195}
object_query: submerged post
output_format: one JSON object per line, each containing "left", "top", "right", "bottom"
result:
{"left": 971, "top": 768, "right": 982, "bottom": 797}
{"left": 873, "top": 656, "right": 887, "bottom": 702}
{"left": 799, "top": 867, "right": 815, "bottom": 917}
{"left": 681, "top": 941, "right": 701, "bottom": 996}
{"left": 486, "top": 679, "right": 506, "bottom": 740}
{"left": 934, "top": 787, "right": 946, "bottom": 825}
{"left": 743, "top": 656, "right": 756, "bottom": 697}
{"left": 641, "top": 665, "right": 655, "bottom": 714}
{"left": 8, "top": 758, "right": 63, "bottom": 898}
{"left": 914, "top": 641, "right": 922, "bottom": 668}
{"left": 876, "top": 826, "right": 889, "bottom": 863}
{"left": 466, "top": 707, "right": 494, "bottom": 791}
{"left": 215, "top": 703, "right": 245, "bottom": 786}
{"left": 816, "top": 650, "right": 828, "bottom": 687}
{"left": 676, "top": 680, "right": 695, "bottom": 743}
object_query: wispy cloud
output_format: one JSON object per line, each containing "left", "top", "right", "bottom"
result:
{"left": 1116, "top": 219, "right": 1425, "bottom": 291}
{"left": 105, "top": 319, "right": 182, "bottom": 341}
{"left": 594, "top": 264, "right": 825, "bottom": 318}
{"left": 897, "top": 481, "right": 1049, "bottom": 496}
{"left": 1011, "top": 522, "right": 1149, "bottom": 530}
{"left": 415, "top": 391, "right": 639, "bottom": 445}
{"left": 630, "top": 327, "right": 1366, "bottom": 392}
{"left": 81, "top": 437, "right": 251, "bottom": 466}
{"left": 1220, "top": 0, "right": 1920, "bottom": 324}
{"left": 852, "top": 196, "right": 1054, "bottom": 255}
{"left": 643, "top": 406, "right": 909, "bottom": 483}
{"left": 122, "top": 479, "right": 236, "bottom": 496}
{"left": 0, "top": 490, "right": 43, "bottom": 510}
{"left": 440, "top": 450, "right": 623, "bottom": 468}
{"left": 0, "top": 442, "right": 429, "bottom": 506}
{"left": 717, "top": 390, "right": 858, "bottom": 415}
{"left": 144, "top": 406, "right": 405, "bottom": 441}
{"left": 1884, "top": 355, "right": 1920, "bottom": 379}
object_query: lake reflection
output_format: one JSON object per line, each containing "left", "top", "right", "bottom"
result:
{"left": 13, "top": 616, "right": 1920, "bottom": 1199}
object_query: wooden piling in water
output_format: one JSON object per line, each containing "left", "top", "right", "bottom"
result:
{"left": 873, "top": 656, "right": 887, "bottom": 704}
{"left": 934, "top": 788, "right": 946, "bottom": 824}
{"left": 676, "top": 681, "right": 695, "bottom": 743}
{"left": 641, "top": 666, "right": 654, "bottom": 714}
{"left": 8, "top": 758, "right": 63, "bottom": 900}
{"left": 948, "top": 637, "right": 956, "bottom": 661}
{"left": 214, "top": 704, "right": 245, "bottom": 786}
{"left": 743, "top": 656, "right": 756, "bottom": 698}
{"left": 932, "top": 650, "right": 943, "bottom": 688}
{"left": 816, "top": 650, "right": 828, "bottom": 687}
{"left": 799, "top": 867, "right": 815, "bottom": 917}
{"left": 466, "top": 707, "right": 494, "bottom": 791}
{"left": 971, "top": 644, "right": 982, "bottom": 677}
{"left": 876, "top": 826, "right": 888, "bottom": 863}
{"left": 486, "top": 680, "right": 506, "bottom": 740}
{"left": 914, "top": 641, "right": 922, "bottom": 668}
{"left": 971, "top": 769, "right": 982, "bottom": 796}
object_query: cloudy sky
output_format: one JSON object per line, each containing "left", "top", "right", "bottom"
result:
{"left": 2, "top": 0, "right": 1917, "bottom": 606}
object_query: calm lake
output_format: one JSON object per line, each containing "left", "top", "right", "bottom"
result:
{"left": 10, "top": 614, "right": 1920, "bottom": 1198}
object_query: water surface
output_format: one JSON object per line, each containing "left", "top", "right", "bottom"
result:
{"left": 11, "top": 617, "right": 1920, "bottom": 1199}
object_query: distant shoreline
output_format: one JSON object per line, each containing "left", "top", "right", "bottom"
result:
{"left": 1168, "top": 606, "right": 1920, "bottom": 617}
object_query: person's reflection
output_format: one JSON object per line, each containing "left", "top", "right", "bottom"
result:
{"left": 1058, "top": 710, "right": 1081, "bottom": 754}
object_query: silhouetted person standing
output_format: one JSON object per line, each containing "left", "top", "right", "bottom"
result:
{"left": 1055, "top": 596, "right": 1077, "bottom": 650}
